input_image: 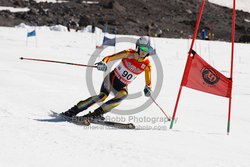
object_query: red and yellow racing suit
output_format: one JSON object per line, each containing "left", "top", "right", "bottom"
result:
{"left": 77, "top": 49, "right": 152, "bottom": 114}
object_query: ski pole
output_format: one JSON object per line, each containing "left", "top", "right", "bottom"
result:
{"left": 149, "top": 94, "right": 171, "bottom": 121}
{"left": 20, "top": 57, "right": 97, "bottom": 68}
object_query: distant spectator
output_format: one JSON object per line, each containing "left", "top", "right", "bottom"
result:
{"left": 146, "top": 23, "right": 162, "bottom": 37}
{"left": 155, "top": 26, "right": 162, "bottom": 37}
{"left": 208, "top": 32, "right": 215, "bottom": 40}
{"left": 91, "top": 24, "right": 96, "bottom": 33}
{"left": 112, "top": 27, "right": 118, "bottom": 34}
{"left": 201, "top": 29, "right": 209, "bottom": 40}
{"left": 103, "top": 22, "right": 108, "bottom": 33}
{"left": 67, "top": 20, "right": 80, "bottom": 32}
{"left": 67, "top": 22, "right": 71, "bottom": 32}
{"left": 146, "top": 23, "right": 154, "bottom": 36}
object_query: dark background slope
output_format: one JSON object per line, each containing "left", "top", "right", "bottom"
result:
{"left": 0, "top": 0, "right": 249, "bottom": 41}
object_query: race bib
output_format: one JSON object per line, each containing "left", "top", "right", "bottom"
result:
{"left": 114, "top": 62, "right": 138, "bottom": 84}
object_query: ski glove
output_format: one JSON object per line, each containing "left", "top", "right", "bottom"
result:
{"left": 144, "top": 85, "right": 151, "bottom": 97}
{"left": 95, "top": 61, "right": 107, "bottom": 72}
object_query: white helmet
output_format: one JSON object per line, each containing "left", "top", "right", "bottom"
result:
{"left": 136, "top": 36, "right": 155, "bottom": 55}
{"left": 136, "top": 36, "right": 151, "bottom": 48}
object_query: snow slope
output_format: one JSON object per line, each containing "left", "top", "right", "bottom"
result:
{"left": 208, "top": 0, "right": 250, "bottom": 13}
{"left": 0, "top": 24, "right": 250, "bottom": 167}
{"left": 0, "top": 6, "right": 30, "bottom": 12}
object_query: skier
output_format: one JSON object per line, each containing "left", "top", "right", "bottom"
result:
{"left": 61, "top": 36, "right": 154, "bottom": 122}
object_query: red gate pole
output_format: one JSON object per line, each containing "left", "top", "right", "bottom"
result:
{"left": 227, "top": 0, "right": 236, "bottom": 135}
{"left": 170, "top": 0, "right": 206, "bottom": 129}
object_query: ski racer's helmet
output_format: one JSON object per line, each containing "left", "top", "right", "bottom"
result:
{"left": 136, "top": 36, "right": 155, "bottom": 56}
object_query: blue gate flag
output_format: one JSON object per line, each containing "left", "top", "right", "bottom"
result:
{"left": 102, "top": 36, "right": 116, "bottom": 46}
{"left": 27, "top": 30, "right": 36, "bottom": 37}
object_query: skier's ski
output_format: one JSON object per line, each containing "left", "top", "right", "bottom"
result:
{"left": 49, "top": 111, "right": 135, "bottom": 129}
{"left": 49, "top": 110, "right": 90, "bottom": 125}
{"left": 90, "top": 119, "right": 135, "bottom": 129}
{"left": 72, "top": 115, "right": 135, "bottom": 129}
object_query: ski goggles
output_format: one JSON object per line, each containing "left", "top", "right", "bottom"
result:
{"left": 139, "top": 45, "right": 151, "bottom": 53}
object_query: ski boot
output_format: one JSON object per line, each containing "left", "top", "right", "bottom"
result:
{"left": 77, "top": 108, "right": 105, "bottom": 124}
{"left": 61, "top": 105, "right": 81, "bottom": 117}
